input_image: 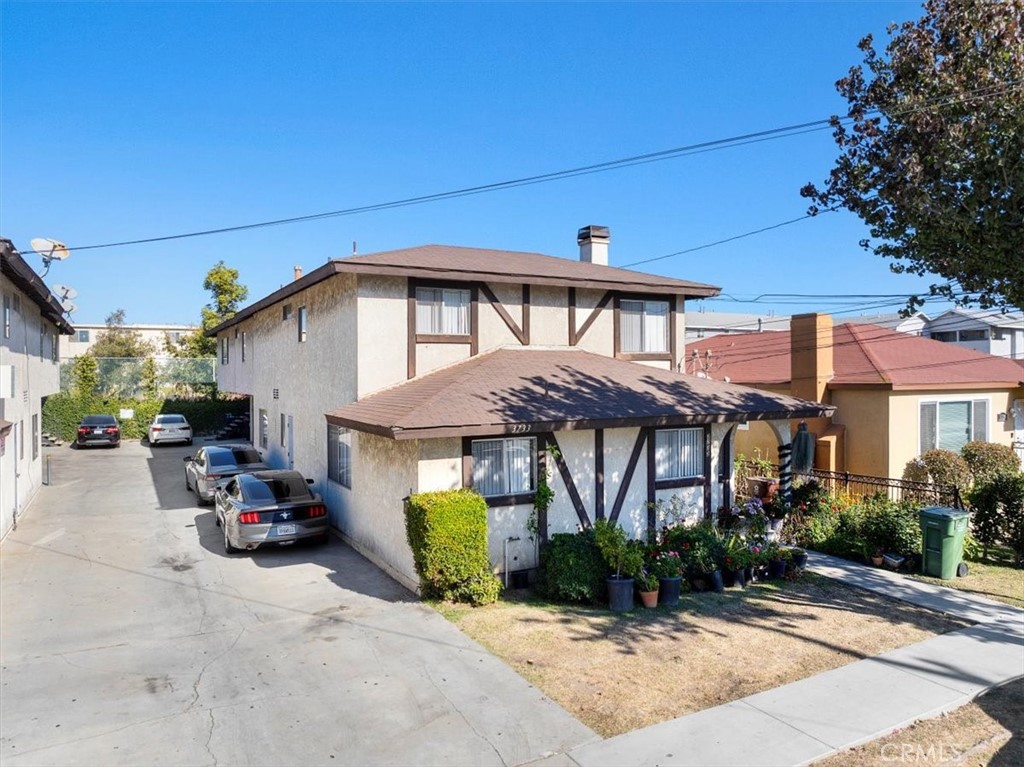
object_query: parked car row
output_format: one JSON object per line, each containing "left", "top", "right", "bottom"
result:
{"left": 74, "top": 413, "right": 194, "bottom": 449}
{"left": 183, "top": 444, "right": 328, "bottom": 554}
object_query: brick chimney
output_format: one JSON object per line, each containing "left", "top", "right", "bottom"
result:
{"left": 577, "top": 225, "right": 610, "bottom": 266}
{"left": 790, "top": 312, "right": 833, "bottom": 403}
{"left": 293, "top": 265, "right": 303, "bottom": 281}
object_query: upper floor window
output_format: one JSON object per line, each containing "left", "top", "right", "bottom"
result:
{"left": 416, "top": 287, "right": 470, "bottom": 335}
{"left": 77, "top": 329, "right": 90, "bottom": 343}
{"left": 471, "top": 437, "right": 536, "bottom": 497}
{"left": 654, "top": 427, "right": 705, "bottom": 481}
{"left": 39, "top": 322, "right": 46, "bottom": 357}
{"left": 297, "top": 306, "right": 308, "bottom": 342}
{"left": 958, "top": 329, "right": 987, "bottom": 342}
{"left": 220, "top": 336, "right": 229, "bottom": 365}
{"left": 930, "top": 331, "right": 956, "bottom": 343}
{"left": 621, "top": 299, "right": 669, "bottom": 353}
{"left": 241, "top": 331, "right": 247, "bottom": 362}
{"left": 920, "top": 400, "right": 988, "bottom": 453}
{"left": 282, "top": 304, "right": 293, "bottom": 321}
{"left": 3, "top": 294, "right": 10, "bottom": 339}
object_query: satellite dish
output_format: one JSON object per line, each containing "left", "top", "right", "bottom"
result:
{"left": 61, "top": 301, "right": 78, "bottom": 315}
{"left": 30, "top": 238, "right": 70, "bottom": 260}
{"left": 52, "top": 284, "right": 78, "bottom": 300}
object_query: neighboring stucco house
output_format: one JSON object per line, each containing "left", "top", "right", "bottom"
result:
{"left": 684, "top": 309, "right": 790, "bottom": 342}
{"left": 212, "top": 227, "right": 830, "bottom": 590}
{"left": 689, "top": 314, "right": 1024, "bottom": 480}
{"left": 1, "top": 239, "right": 74, "bottom": 539}
{"left": 59, "top": 322, "right": 198, "bottom": 360}
{"left": 925, "top": 308, "right": 1023, "bottom": 360}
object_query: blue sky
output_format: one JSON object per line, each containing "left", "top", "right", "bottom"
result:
{"left": 1, "top": 0, "right": 942, "bottom": 327}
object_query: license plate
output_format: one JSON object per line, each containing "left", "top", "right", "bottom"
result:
{"left": 275, "top": 524, "right": 296, "bottom": 536}
{"left": 93, "top": 429, "right": 103, "bottom": 435}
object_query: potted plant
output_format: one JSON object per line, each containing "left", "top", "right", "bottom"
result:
{"left": 763, "top": 498, "right": 791, "bottom": 537}
{"left": 637, "top": 569, "right": 660, "bottom": 608}
{"left": 594, "top": 520, "right": 643, "bottom": 612}
{"left": 790, "top": 547, "right": 808, "bottom": 570}
{"left": 650, "top": 550, "right": 684, "bottom": 606}
{"left": 722, "top": 534, "right": 749, "bottom": 588}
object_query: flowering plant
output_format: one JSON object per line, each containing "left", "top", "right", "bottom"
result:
{"left": 649, "top": 550, "right": 684, "bottom": 578}
{"left": 637, "top": 569, "right": 660, "bottom": 592}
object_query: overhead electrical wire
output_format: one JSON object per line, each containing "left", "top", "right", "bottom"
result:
{"left": 27, "top": 81, "right": 1021, "bottom": 257}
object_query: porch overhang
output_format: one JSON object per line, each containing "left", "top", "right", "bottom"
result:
{"left": 326, "top": 348, "right": 834, "bottom": 441}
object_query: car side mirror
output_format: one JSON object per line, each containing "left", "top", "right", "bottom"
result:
{"left": 183, "top": 456, "right": 193, "bottom": 463}
{"left": 306, "top": 478, "right": 315, "bottom": 485}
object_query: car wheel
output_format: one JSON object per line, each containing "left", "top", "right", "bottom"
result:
{"left": 187, "top": 438, "right": 193, "bottom": 446}
{"left": 214, "top": 509, "right": 221, "bottom": 528}
{"left": 223, "top": 527, "right": 239, "bottom": 555}
{"left": 185, "top": 473, "right": 191, "bottom": 491}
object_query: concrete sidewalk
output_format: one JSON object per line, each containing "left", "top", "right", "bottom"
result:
{"left": 545, "top": 552, "right": 1024, "bottom": 767}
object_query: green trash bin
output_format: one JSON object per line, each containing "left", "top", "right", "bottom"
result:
{"left": 919, "top": 506, "right": 971, "bottom": 579}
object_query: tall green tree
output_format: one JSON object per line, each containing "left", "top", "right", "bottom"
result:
{"left": 801, "top": 0, "right": 1024, "bottom": 310}
{"left": 173, "top": 261, "right": 248, "bottom": 358}
{"left": 89, "top": 309, "right": 156, "bottom": 358}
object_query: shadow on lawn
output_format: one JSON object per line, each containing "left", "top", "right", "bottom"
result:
{"left": 510, "top": 574, "right": 971, "bottom": 660}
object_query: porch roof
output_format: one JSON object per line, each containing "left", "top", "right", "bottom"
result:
{"left": 326, "top": 348, "right": 834, "bottom": 440}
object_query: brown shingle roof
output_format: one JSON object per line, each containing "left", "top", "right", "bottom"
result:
{"left": 688, "top": 323, "right": 1024, "bottom": 390}
{"left": 326, "top": 348, "right": 833, "bottom": 439}
{"left": 210, "top": 244, "right": 720, "bottom": 335}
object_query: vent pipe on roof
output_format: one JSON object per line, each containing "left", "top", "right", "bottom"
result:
{"left": 294, "top": 265, "right": 303, "bottom": 281}
{"left": 577, "top": 225, "right": 610, "bottom": 266}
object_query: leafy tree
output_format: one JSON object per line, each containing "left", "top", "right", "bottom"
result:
{"left": 173, "top": 261, "right": 248, "bottom": 358}
{"left": 802, "top": 0, "right": 1024, "bottom": 310}
{"left": 89, "top": 309, "right": 156, "bottom": 359}
{"left": 141, "top": 357, "right": 159, "bottom": 400}
{"left": 70, "top": 355, "right": 99, "bottom": 398}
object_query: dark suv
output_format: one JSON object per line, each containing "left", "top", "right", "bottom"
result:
{"left": 76, "top": 414, "right": 121, "bottom": 448}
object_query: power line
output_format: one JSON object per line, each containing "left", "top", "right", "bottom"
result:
{"left": 26, "top": 81, "right": 1020, "bottom": 256}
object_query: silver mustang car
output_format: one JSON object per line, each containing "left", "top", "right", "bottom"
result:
{"left": 214, "top": 470, "right": 329, "bottom": 554}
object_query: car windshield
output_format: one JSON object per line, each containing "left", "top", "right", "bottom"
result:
{"left": 231, "top": 448, "right": 263, "bottom": 465}
{"left": 244, "top": 476, "right": 312, "bottom": 503}
{"left": 81, "top": 415, "right": 115, "bottom": 426}
{"left": 207, "top": 451, "right": 237, "bottom": 468}
{"left": 157, "top": 415, "right": 186, "bottom": 424}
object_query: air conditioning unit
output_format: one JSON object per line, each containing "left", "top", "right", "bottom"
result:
{"left": 0, "top": 365, "right": 14, "bottom": 399}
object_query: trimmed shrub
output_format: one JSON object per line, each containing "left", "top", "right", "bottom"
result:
{"left": 404, "top": 489, "right": 501, "bottom": 605}
{"left": 961, "top": 441, "right": 1021, "bottom": 485}
{"left": 968, "top": 473, "right": 1024, "bottom": 566}
{"left": 861, "top": 496, "right": 922, "bottom": 557}
{"left": 538, "top": 530, "right": 607, "bottom": 604}
{"left": 902, "top": 449, "right": 972, "bottom": 491}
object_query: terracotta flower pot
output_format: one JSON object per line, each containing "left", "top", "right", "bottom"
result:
{"left": 639, "top": 589, "right": 659, "bottom": 608}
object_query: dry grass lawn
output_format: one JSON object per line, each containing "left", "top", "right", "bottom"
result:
{"left": 440, "top": 574, "right": 971, "bottom": 737}
{"left": 814, "top": 677, "right": 1023, "bottom": 767}
{"left": 912, "top": 556, "right": 1024, "bottom": 609}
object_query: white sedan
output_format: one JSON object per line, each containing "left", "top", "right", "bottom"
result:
{"left": 147, "top": 414, "right": 193, "bottom": 446}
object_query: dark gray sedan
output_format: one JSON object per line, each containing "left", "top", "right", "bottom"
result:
{"left": 214, "top": 470, "right": 329, "bottom": 554}
{"left": 183, "top": 444, "right": 268, "bottom": 503}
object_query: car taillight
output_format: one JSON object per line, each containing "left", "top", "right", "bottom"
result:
{"left": 105, "top": 427, "right": 118, "bottom": 433}
{"left": 206, "top": 474, "right": 223, "bottom": 481}
{"left": 151, "top": 427, "right": 163, "bottom": 432}
{"left": 78, "top": 427, "right": 90, "bottom": 434}
{"left": 308, "top": 505, "right": 326, "bottom": 518}
{"left": 239, "top": 511, "right": 261, "bottom": 524}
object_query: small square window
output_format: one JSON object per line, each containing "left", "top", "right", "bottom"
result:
{"left": 282, "top": 304, "right": 293, "bottom": 321}
{"left": 77, "top": 329, "right": 90, "bottom": 343}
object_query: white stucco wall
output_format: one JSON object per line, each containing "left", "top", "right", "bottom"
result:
{"left": 356, "top": 275, "right": 407, "bottom": 396}
{"left": 478, "top": 282, "right": 526, "bottom": 352}
{"left": 1, "top": 278, "right": 63, "bottom": 539}
{"left": 603, "top": 427, "right": 649, "bottom": 540}
{"left": 573, "top": 289, "right": 614, "bottom": 356}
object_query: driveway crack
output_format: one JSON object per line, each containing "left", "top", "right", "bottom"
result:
{"left": 185, "top": 627, "right": 246, "bottom": 713}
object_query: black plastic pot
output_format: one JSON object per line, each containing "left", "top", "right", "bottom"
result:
{"left": 658, "top": 576, "right": 683, "bottom": 606}
{"left": 708, "top": 569, "right": 725, "bottom": 592}
{"left": 722, "top": 568, "right": 737, "bottom": 588}
{"left": 768, "top": 559, "right": 787, "bottom": 580}
{"left": 607, "top": 576, "right": 635, "bottom": 612}
{"left": 792, "top": 551, "right": 808, "bottom": 569}
{"left": 733, "top": 567, "right": 746, "bottom": 588}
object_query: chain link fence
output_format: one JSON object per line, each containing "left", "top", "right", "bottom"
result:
{"left": 60, "top": 357, "right": 216, "bottom": 398}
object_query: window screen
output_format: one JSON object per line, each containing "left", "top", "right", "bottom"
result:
{"left": 471, "top": 437, "right": 536, "bottom": 497}
{"left": 416, "top": 287, "right": 470, "bottom": 335}
{"left": 620, "top": 300, "right": 669, "bottom": 353}
{"left": 654, "top": 428, "right": 705, "bottom": 480}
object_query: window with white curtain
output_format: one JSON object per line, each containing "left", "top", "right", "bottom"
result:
{"left": 620, "top": 299, "right": 669, "bottom": 353}
{"left": 327, "top": 424, "right": 352, "bottom": 488}
{"left": 654, "top": 428, "right": 705, "bottom": 481}
{"left": 416, "top": 287, "right": 470, "bottom": 335}
{"left": 920, "top": 400, "right": 987, "bottom": 453}
{"left": 471, "top": 437, "right": 536, "bottom": 497}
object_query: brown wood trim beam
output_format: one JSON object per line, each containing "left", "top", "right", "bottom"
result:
{"left": 610, "top": 428, "right": 647, "bottom": 524}
{"left": 646, "top": 427, "right": 656, "bottom": 533}
{"left": 568, "top": 287, "right": 576, "bottom": 346}
{"left": 470, "top": 285, "right": 479, "bottom": 356}
{"left": 595, "top": 429, "right": 605, "bottom": 521}
{"left": 414, "top": 333, "right": 473, "bottom": 344}
{"left": 703, "top": 424, "right": 713, "bottom": 519}
{"left": 613, "top": 294, "right": 621, "bottom": 356}
{"left": 478, "top": 283, "right": 527, "bottom": 345}
{"left": 720, "top": 425, "right": 737, "bottom": 512}
{"left": 548, "top": 432, "right": 591, "bottom": 529}
{"left": 617, "top": 352, "right": 673, "bottom": 362}
{"left": 407, "top": 280, "right": 417, "bottom": 379}
{"left": 654, "top": 477, "right": 704, "bottom": 490}
{"left": 461, "top": 436, "right": 474, "bottom": 488}
{"left": 573, "top": 291, "right": 613, "bottom": 345}
{"left": 537, "top": 434, "right": 548, "bottom": 543}
{"left": 669, "top": 295, "right": 678, "bottom": 370}
{"left": 522, "top": 285, "right": 531, "bottom": 345}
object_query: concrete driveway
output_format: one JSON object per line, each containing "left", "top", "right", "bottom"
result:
{"left": 0, "top": 442, "right": 596, "bottom": 766}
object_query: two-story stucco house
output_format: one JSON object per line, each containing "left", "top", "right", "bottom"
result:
{"left": 1, "top": 239, "right": 74, "bottom": 539}
{"left": 212, "top": 227, "right": 830, "bottom": 590}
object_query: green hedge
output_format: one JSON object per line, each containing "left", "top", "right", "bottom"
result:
{"left": 538, "top": 530, "right": 607, "bottom": 604}
{"left": 969, "top": 473, "right": 1024, "bottom": 566}
{"left": 42, "top": 392, "right": 248, "bottom": 441}
{"left": 404, "top": 489, "right": 501, "bottom": 605}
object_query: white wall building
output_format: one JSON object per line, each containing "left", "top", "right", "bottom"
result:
{"left": 213, "top": 227, "right": 829, "bottom": 591}
{"left": 1, "top": 240, "right": 74, "bottom": 539}
{"left": 925, "top": 308, "right": 1023, "bottom": 360}
{"left": 60, "top": 323, "right": 198, "bottom": 360}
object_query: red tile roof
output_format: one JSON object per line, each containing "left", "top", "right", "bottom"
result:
{"left": 326, "top": 348, "right": 833, "bottom": 439}
{"left": 688, "top": 323, "right": 1024, "bottom": 390}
